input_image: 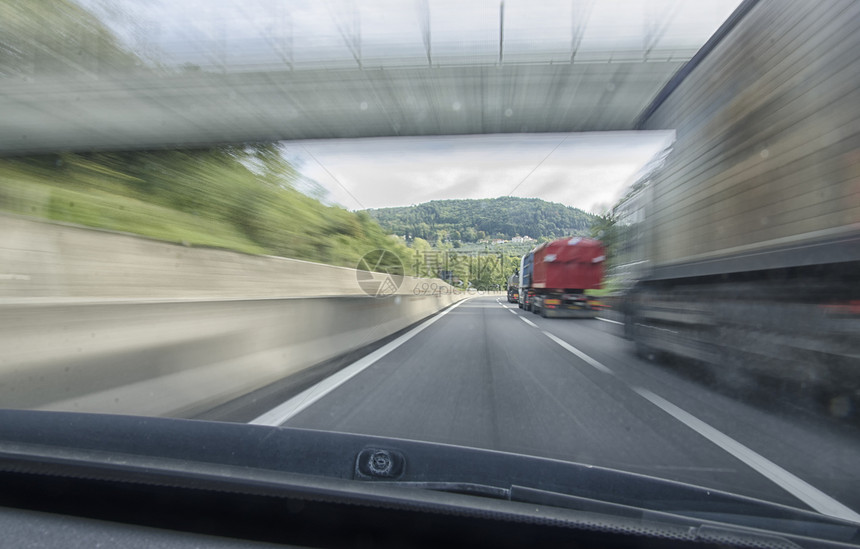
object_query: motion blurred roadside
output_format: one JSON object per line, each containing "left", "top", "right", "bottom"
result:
{"left": 2, "top": 0, "right": 858, "bottom": 426}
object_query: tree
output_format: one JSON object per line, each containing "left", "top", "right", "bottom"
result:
{"left": 589, "top": 214, "right": 617, "bottom": 270}
{"left": 365, "top": 197, "right": 597, "bottom": 244}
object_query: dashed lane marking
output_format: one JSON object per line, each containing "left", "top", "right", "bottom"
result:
{"left": 519, "top": 316, "right": 538, "bottom": 328}
{"left": 540, "top": 330, "right": 860, "bottom": 523}
{"left": 542, "top": 332, "right": 615, "bottom": 375}
{"left": 634, "top": 386, "right": 860, "bottom": 524}
{"left": 596, "top": 317, "right": 623, "bottom": 326}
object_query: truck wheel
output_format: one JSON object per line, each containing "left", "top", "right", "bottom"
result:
{"left": 623, "top": 315, "right": 635, "bottom": 339}
{"left": 540, "top": 307, "right": 547, "bottom": 318}
{"left": 634, "top": 340, "right": 657, "bottom": 361}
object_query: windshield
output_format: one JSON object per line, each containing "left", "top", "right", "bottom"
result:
{"left": 2, "top": 0, "right": 860, "bottom": 538}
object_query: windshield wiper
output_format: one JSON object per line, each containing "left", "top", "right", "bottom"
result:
{"left": 379, "top": 481, "right": 510, "bottom": 499}
{"left": 363, "top": 479, "right": 857, "bottom": 547}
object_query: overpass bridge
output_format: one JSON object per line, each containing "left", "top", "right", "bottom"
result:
{"left": 2, "top": 0, "right": 750, "bottom": 153}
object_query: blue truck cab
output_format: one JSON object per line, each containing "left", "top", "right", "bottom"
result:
{"left": 518, "top": 251, "right": 534, "bottom": 310}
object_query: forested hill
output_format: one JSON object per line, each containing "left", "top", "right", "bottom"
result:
{"left": 365, "top": 197, "right": 597, "bottom": 243}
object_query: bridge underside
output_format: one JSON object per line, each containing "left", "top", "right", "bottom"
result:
{"left": 3, "top": 61, "right": 683, "bottom": 154}
{"left": 0, "top": 0, "right": 753, "bottom": 154}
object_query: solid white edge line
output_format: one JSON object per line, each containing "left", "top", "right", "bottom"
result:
{"left": 249, "top": 297, "right": 474, "bottom": 426}
{"left": 596, "top": 317, "right": 623, "bottom": 326}
{"left": 519, "top": 316, "right": 538, "bottom": 328}
{"left": 633, "top": 387, "right": 860, "bottom": 524}
{"left": 542, "top": 332, "right": 614, "bottom": 375}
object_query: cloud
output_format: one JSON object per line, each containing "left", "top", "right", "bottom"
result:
{"left": 286, "top": 131, "right": 673, "bottom": 212}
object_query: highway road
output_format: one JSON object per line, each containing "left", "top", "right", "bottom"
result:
{"left": 203, "top": 296, "right": 860, "bottom": 522}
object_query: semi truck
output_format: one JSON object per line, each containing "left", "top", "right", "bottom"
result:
{"left": 614, "top": 0, "right": 860, "bottom": 410}
{"left": 506, "top": 271, "right": 519, "bottom": 303}
{"left": 519, "top": 237, "right": 606, "bottom": 318}
{"left": 517, "top": 250, "right": 533, "bottom": 310}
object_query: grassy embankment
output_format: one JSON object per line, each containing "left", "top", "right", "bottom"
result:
{"left": 0, "top": 147, "right": 413, "bottom": 273}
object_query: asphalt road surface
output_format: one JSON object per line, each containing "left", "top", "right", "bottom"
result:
{"left": 228, "top": 296, "right": 860, "bottom": 522}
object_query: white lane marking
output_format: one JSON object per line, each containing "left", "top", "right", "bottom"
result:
{"left": 596, "top": 317, "right": 623, "bottom": 326}
{"left": 542, "top": 332, "right": 614, "bottom": 375}
{"left": 634, "top": 387, "right": 860, "bottom": 524}
{"left": 540, "top": 326, "right": 860, "bottom": 523}
{"left": 519, "top": 316, "right": 538, "bottom": 328}
{"left": 636, "top": 322, "right": 679, "bottom": 335}
{"left": 0, "top": 273, "right": 30, "bottom": 280}
{"left": 249, "top": 298, "right": 473, "bottom": 426}
{"left": 508, "top": 309, "right": 518, "bottom": 315}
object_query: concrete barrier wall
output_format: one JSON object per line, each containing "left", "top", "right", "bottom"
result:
{"left": 1, "top": 294, "right": 466, "bottom": 417}
{"left": 0, "top": 213, "right": 457, "bottom": 299}
{"left": 0, "top": 214, "right": 471, "bottom": 416}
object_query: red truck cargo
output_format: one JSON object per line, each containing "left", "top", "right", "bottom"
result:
{"left": 530, "top": 237, "right": 605, "bottom": 318}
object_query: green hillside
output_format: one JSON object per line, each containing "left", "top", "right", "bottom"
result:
{"left": 365, "top": 197, "right": 597, "bottom": 245}
{"left": 0, "top": 146, "right": 413, "bottom": 274}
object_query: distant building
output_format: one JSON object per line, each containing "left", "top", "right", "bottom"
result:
{"left": 511, "top": 236, "right": 534, "bottom": 243}
{"left": 492, "top": 239, "right": 506, "bottom": 244}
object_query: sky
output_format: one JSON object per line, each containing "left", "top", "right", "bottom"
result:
{"left": 284, "top": 131, "right": 674, "bottom": 214}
